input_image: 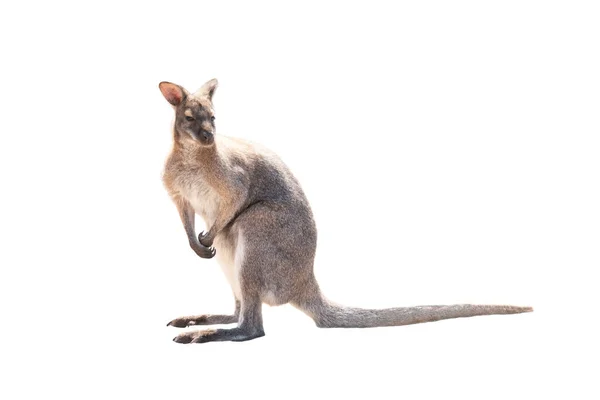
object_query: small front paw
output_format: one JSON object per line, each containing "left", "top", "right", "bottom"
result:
{"left": 189, "top": 241, "right": 216, "bottom": 259}
{"left": 198, "top": 231, "right": 214, "bottom": 247}
{"left": 196, "top": 245, "right": 216, "bottom": 259}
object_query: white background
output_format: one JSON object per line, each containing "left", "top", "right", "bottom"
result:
{"left": 1, "top": 1, "right": 598, "bottom": 399}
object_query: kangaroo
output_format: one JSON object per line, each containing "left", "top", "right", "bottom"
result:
{"left": 159, "top": 78, "right": 533, "bottom": 344}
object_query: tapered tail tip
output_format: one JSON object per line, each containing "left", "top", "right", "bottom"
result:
{"left": 510, "top": 306, "right": 533, "bottom": 313}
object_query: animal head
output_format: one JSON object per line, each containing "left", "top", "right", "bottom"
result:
{"left": 159, "top": 79, "right": 219, "bottom": 146}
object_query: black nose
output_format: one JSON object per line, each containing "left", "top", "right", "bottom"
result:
{"left": 200, "top": 130, "right": 213, "bottom": 142}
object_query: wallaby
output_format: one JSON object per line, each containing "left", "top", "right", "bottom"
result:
{"left": 159, "top": 79, "right": 532, "bottom": 344}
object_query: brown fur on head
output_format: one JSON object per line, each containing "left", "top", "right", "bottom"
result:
{"left": 159, "top": 79, "right": 219, "bottom": 146}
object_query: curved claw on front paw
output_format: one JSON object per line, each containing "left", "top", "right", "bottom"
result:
{"left": 198, "top": 231, "right": 214, "bottom": 247}
{"left": 191, "top": 241, "right": 216, "bottom": 259}
{"left": 199, "top": 246, "right": 216, "bottom": 259}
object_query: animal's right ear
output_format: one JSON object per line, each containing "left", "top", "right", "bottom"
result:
{"left": 159, "top": 82, "right": 187, "bottom": 106}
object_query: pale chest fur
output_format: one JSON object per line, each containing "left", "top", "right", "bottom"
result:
{"left": 169, "top": 164, "right": 241, "bottom": 297}
{"left": 164, "top": 139, "right": 250, "bottom": 300}
{"left": 172, "top": 163, "right": 222, "bottom": 227}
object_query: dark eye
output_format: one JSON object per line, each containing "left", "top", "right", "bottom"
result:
{"left": 185, "top": 116, "right": 195, "bottom": 122}
{"left": 211, "top": 116, "right": 216, "bottom": 122}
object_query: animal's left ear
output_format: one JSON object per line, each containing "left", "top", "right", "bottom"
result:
{"left": 195, "top": 78, "right": 218, "bottom": 101}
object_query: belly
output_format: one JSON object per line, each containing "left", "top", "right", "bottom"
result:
{"left": 213, "top": 229, "right": 244, "bottom": 300}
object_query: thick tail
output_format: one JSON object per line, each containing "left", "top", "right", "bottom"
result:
{"left": 294, "top": 287, "right": 533, "bottom": 328}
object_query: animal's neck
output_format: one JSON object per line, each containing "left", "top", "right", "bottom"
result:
{"left": 174, "top": 134, "right": 216, "bottom": 154}
{"left": 173, "top": 136, "right": 222, "bottom": 177}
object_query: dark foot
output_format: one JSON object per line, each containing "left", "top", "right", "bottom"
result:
{"left": 198, "top": 231, "right": 214, "bottom": 247}
{"left": 166, "top": 314, "right": 237, "bottom": 327}
{"left": 167, "top": 315, "right": 208, "bottom": 328}
{"left": 173, "top": 328, "right": 265, "bottom": 344}
{"left": 189, "top": 240, "right": 216, "bottom": 258}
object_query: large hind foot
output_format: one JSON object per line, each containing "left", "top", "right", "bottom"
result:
{"left": 166, "top": 314, "right": 238, "bottom": 327}
{"left": 173, "top": 327, "right": 265, "bottom": 343}
{"left": 167, "top": 301, "right": 240, "bottom": 327}
{"left": 172, "top": 295, "right": 263, "bottom": 344}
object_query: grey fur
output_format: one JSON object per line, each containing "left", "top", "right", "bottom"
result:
{"left": 159, "top": 79, "right": 533, "bottom": 344}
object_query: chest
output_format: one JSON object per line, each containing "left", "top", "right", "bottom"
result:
{"left": 172, "top": 164, "right": 222, "bottom": 224}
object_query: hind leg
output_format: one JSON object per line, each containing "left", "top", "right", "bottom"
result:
{"left": 173, "top": 295, "right": 264, "bottom": 344}
{"left": 167, "top": 300, "right": 240, "bottom": 328}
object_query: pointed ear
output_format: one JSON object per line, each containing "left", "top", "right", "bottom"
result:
{"left": 159, "top": 81, "right": 187, "bottom": 106}
{"left": 194, "top": 78, "right": 218, "bottom": 101}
